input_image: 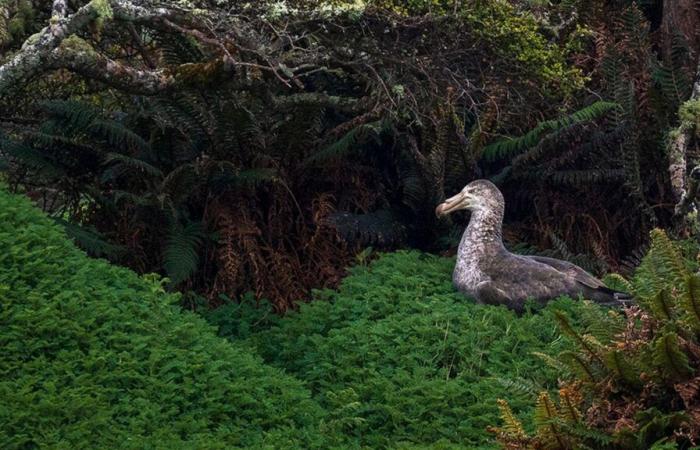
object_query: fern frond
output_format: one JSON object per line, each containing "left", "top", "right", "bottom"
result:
{"left": 555, "top": 311, "right": 604, "bottom": 365}
{"left": 652, "top": 332, "right": 692, "bottom": 380}
{"left": 482, "top": 102, "right": 619, "bottom": 161}
{"left": 648, "top": 289, "right": 675, "bottom": 322}
{"left": 494, "top": 376, "right": 542, "bottom": 398}
{"left": 55, "top": 218, "right": 126, "bottom": 258}
{"left": 102, "top": 152, "right": 163, "bottom": 179}
{"left": 496, "top": 399, "right": 528, "bottom": 439}
{"left": 40, "top": 100, "right": 98, "bottom": 134}
{"left": 304, "top": 120, "right": 387, "bottom": 164}
{"left": 533, "top": 392, "right": 567, "bottom": 450}
{"left": 559, "top": 351, "right": 597, "bottom": 382}
{"left": 557, "top": 386, "right": 581, "bottom": 424}
{"left": 532, "top": 352, "right": 572, "bottom": 376}
{"left": 0, "top": 137, "right": 65, "bottom": 177}
{"left": 163, "top": 221, "right": 205, "bottom": 285}
{"left": 681, "top": 275, "right": 700, "bottom": 330}
{"left": 88, "top": 119, "right": 150, "bottom": 153}
{"left": 602, "top": 273, "right": 633, "bottom": 293}
{"left": 603, "top": 350, "right": 640, "bottom": 387}
{"left": 634, "top": 229, "right": 689, "bottom": 298}
{"left": 159, "top": 164, "right": 199, "bottom": 207}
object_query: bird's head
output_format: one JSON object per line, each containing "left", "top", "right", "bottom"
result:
{"left": 435, "top": 180, "right": 504, "bottom": 218}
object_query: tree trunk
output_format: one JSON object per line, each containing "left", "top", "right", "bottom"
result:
{"left": 661, "top": 0, "right": 700, "bottom": 57}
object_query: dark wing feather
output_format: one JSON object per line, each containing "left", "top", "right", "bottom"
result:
{"left": 483, "top": 253, "right": 578, "bottom": 303}
{"left": 525, "top": 255, "right": 605, "bottom": 290}
{"left": 480, "top": 253, "right": 630, "bottom": 307}
{"left": 525, "top": 255, "right": 632, "bottom": 305}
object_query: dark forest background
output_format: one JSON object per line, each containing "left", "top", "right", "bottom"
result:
{"left": 1, "top": 0, "right": 699, "bottom": 311}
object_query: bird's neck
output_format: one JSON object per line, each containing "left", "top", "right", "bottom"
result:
{"left": 458, "top": 209, "right": 505, "bottom": 263}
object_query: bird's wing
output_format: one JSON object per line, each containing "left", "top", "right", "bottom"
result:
{"left": 483, "top": 253, "right": 576, "bottom": 300}
{"left": 525, "top": 255, "right": 606, "bottom": 290}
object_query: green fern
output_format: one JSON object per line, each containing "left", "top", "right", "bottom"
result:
{"left": 648, "top": 289, "right": 675, "bottom": 322}
{"left": 482, "top": 101, "right": 619, "bottom": 161}
{"left": 163, "top": 221, "right": 206, "bottom": 286}
{"left": 55, "top": 218, "right": 126, "bottom": 258}
{"left": 680, "top": 275, "right": 700, "bottom": 330}
{"left": 88, "top": 119, "right": 150, "bottom": 153}
{"left": 304, "top": 120, "right": 387, "bottom": 165}
{"left": 559, "top": 350, "right": 596, "bottom": 382}
{"left": 651, "top": 332, "right": 692, "bottom": 381}
{"left": 102, "top": 152, "right": 164, "bottom": 179}
{"left": 603, "top": 350, "right": 640, "bottom": 387}
{"left": 555, "top": 311, "right": 604, "bottom": 365}
{"left": 533, "top": 392, "right": 567, "bottom": 450}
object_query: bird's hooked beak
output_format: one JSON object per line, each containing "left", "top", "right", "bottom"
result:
{"left": 435, "top": 191, "right": 471, "bottom": 217}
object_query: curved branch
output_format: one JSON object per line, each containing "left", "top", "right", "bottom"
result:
{"left": 55, "top": 44, "right": 175, "bottom": 94}
{"left": 0, "top": 0, "right": 107, "bottom": 94}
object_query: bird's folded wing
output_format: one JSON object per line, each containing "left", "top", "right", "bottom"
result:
{"left": 525, "top": 255, "right": 605, "bottom": 290}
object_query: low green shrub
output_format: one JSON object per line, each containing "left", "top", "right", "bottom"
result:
{"left": 241, "top": 252, "right": 594, "bottom": 448}
{"left": 0, "top": 189, "right": 326, "bottom": 449}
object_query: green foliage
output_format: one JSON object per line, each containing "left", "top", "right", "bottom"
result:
{"left": 0, "top": 188, "right": 327, "bottom": 448}
{"left": 363, "top": 0, "right": 585, "bottom": 94}
{"left": 163, "top": 220, "right": 207, "bottom": 286}
{"left": 2, "top": 0, "right": 35, "bottom": 45}
{"left": 493, "top": 230, "right": 700, "bottom": 449}
{"left": 678, "top": 99, "right": 700, "bottom": 136}
{"left": 304, "top": 120, "right": 388, "bottom": 164}
{"left": 55, "top": 217, "right": 126, "bottom": 258}
{"left": 482, "top": 101, "right": 619, "bottom": 162}
{"left": 2, "top": 184, "right": 608, "bottom": 449}
{"left": 216, "top": 251, "right": 591, "bottom": 448}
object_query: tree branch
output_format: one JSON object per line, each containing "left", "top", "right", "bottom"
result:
{"left": 0, "top": 0, "right": 107, "bottom": 94}
{"left": 55, "top": 44, "right": 175, "bottom": 94}
{"left": 670, "top": 58, "right": 700, "bottom": 216}
{"left": 0, "top": 0, "right": 212, "bottom": 95}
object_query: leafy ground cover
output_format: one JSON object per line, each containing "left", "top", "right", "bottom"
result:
{"left": 209, "top": 254, "right": 598, "bottom": 448}
{"left": 2, "top": 186, "right": 603, "bottom": 449}
{"left": 0, "top": 188, "right": 327, "bottom": 449}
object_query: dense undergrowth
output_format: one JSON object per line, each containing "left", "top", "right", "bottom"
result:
{"left": 208, "top": 255, "right": 598, "bottom": 448}
{"left": 0, "top": 188, "right": 327, "bottom": 448}
{"left": 2, "top": 186, "right": 604, "bottom": 449}
{"left": 262, "top": 257, "right": 588, "bottom": 447}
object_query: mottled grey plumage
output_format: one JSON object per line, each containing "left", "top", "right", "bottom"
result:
{"left": 436, "top": 180, "right": 631, "bottom": 312}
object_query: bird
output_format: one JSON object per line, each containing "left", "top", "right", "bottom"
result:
{"left": 435, "top": 179, "right": 632, "bottom": 313}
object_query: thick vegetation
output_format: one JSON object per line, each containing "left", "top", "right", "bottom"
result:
{"left": 2, "top": 185, "right": 601, "bottom": 449}
{"left": 0, "top": 188, "right": 326, "bottom": 448}
{"left": 3, "top": 0, "right": 697, "bottom": 310}
{"left": 2, "top": 0, "right": 700, "bottom": 449}
{"left": 234, "top": 252, "right": 592, "bottom": 448}
{"left": 492, "top": 231, "right": 700, "bottom": 449}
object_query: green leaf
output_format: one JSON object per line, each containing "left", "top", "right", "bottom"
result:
{"left": 681, "top": 275, "right": 700, "bottom": 330}
{"left": 651, "top": 332, "right": 692, "bottom": 380}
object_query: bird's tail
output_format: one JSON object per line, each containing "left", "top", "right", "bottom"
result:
{"left": 589, "top": 286, "right": 634, "bottom": 308}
